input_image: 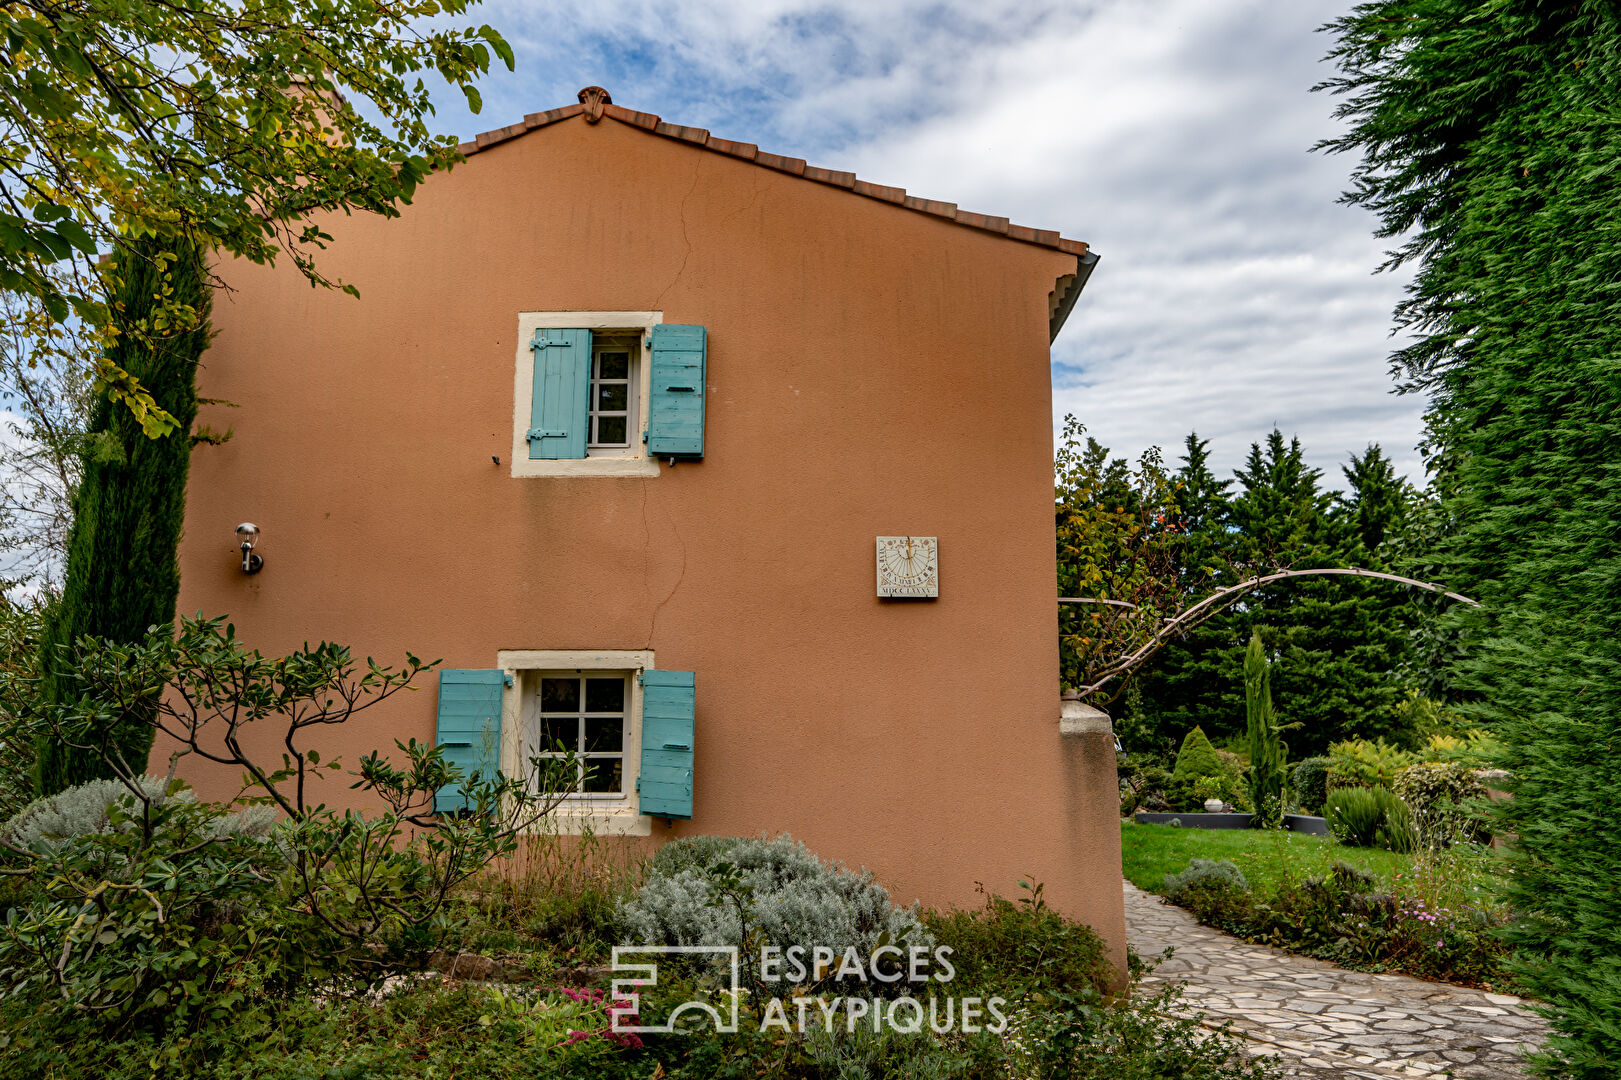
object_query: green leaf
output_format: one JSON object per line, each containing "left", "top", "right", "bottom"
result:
{"left": 480, "top": 26, "right": 516, "bottom": 72}
{"left": 462, "top": 84, "right": 483, "bottom": 114}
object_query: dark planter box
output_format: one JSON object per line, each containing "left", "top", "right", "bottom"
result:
{"left": 1134, "top": 812, "right": 1254, "bottom": 830}
{"left": 1132, "top": 812, "right": 1332, "bottom": 835}
{"left": 1284, "top": 814, "right": 1330, "bottom": 835}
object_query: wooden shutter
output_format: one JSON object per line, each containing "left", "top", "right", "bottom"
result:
{"left": 637, "top": 669, "right": 695, "bottom": 819}
{"left": 646, "top": 324, "right": 706, "bottom": 459}
{"left": 528, "top": 328, "right": 591, "bottom": 459}
{"left": 434, "top": 669, "right": 506, "bottom": 813}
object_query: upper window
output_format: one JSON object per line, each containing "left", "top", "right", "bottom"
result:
{"left": 509, "top": 312, "right": 707, "bottom": 478}
{"left": 588, "top": 340, "right": 636, "bottom": 451}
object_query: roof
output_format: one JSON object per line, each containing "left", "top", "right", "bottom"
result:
{"left": 456, "top": 88, "right": 1098, "bottom": 341}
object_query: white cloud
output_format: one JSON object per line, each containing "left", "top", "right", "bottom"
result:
{"left": 430, "top": 0, "right": 1425, "bottom": 488}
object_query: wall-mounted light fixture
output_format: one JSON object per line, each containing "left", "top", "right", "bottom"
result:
{"left": 235, "top": 522, "right": 263, "bottom": 574}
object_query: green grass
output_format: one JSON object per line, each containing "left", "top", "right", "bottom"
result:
{"left": 1121, "top": 820, "right": 1415, "bottom": 894}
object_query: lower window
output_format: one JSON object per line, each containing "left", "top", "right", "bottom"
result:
{"left": 531, "top": 671, "right": 627, "bottom": 797}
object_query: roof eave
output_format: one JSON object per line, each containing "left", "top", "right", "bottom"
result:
{"left": 1049, "top": 250, "right": 1100, "bottom": 343}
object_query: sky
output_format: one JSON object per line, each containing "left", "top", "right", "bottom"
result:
{"left": 412, "top": 0, "right": 1426, "bottom": 491}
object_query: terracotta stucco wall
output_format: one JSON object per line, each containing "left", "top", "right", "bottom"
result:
{"left": 170, "top": 114, "right": 1126, "bottom": 967}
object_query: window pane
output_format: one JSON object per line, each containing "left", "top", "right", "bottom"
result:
{"left": 597, "top": 351, "right": 630, "bottom": 380}
{"left": 597, "top": 383, "right": 628, "bottom": 411}
{"left": 538, "top": 717, "right": 577, "bottom": 751}
{"left": 585, "top": 677, "right": 625, "bottom": 713}
{"left": 541, "top": 677, "right": 579, "bottom": 712}
{"left": 595, "top": 416, "right": 627, "bottom": 445}
{"left": 585, "top": 716, "right": 623, "bottom": 752}
{"left": 582, "top": 757, "right": 623, "bottom": 794}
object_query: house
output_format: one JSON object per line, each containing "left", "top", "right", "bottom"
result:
{"left": 171, "top": 86, "right": 1126, "bottom": 968}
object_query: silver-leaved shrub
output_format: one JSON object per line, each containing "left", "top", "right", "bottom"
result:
{"left": 619, "top": 835, "right": 932, "bottom": 958}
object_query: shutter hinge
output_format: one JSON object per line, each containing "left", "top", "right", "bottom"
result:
{"left": 503, "top": 673, "right": 514, "bottom": 688}
{"left": 636, "top": 671, "right": 644, "bottom": 686}
{"left": 641, "top": 429, "right": 648, "bottom": 443}
{"left": 527, "top": 429, "right": 565, "bottom": 441}
{"left": 635, "top": 777, "right": 642, "bottom": 792}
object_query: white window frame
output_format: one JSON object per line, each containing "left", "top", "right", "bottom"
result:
{"left": 510, "top": 311, "right": 662, "bottom": 478}
{"left": 587, "top": 340, "right": 638, "bottom": 453}
{"left": 497, "top": 649, "right": 653, "bottom": 836}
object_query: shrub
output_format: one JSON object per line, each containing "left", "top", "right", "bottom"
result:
{"left": 619, "top": 834, "right": 932, "bottom": 965}
{"left": 1291, "top": 757, "right": 1331, "bottom": 814}
{"left": 1326, "top": 785, "right": 1414, "bottom": 851}
{"left": 3, "top": 776, "right": 276, "bottom": 852}
{"left": 925, "top": 881, "right": 1114, "bottom": 999}
{"left": 1119, "top": 761, "right": 1174, "bottom": 814}
{"left": 1393, "top": 761, "right": 1489, "bottom": 849}
{"left": 1419, "top": 731, "right": 1501, "bottom": 770}
{"left": 1163, "top": 858, "right": 1251, "bottom": 900}
{"left": 1172, "top": 726, "right": 1224, "bottom": 784}
{"left": 1326, "top": 738, "right": 1413, "bottom": 792}
{"left": 1168, "top": 728, "right": 1251, "bottom": 811}
{"left": 0, "top": 792, "right": 288, "bottom": 1028}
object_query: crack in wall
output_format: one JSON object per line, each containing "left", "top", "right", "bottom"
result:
{"left": 653, "top": 156, "right": 703, "bottom": 310}
{"left": 642, "top": 480, "right": 687, "bottom": 650}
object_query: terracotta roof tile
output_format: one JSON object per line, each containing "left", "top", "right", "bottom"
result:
{"left": 707, "top": 137, "right": 758, "bottom": 161}
{"left": 524, "top": 104, "right": 584, "bottom": 127}
{"left": 854, "top": 179, "right": 905, "bottom": 204}
{"left": 655, "top": 121, "right": 711, "bottom": 144}
{"left": 454, "top": 91, "right": 1089, "bottom": 260}
{"left": 803, "top": 165, "right": 856, "bottom": 188}
{"left": 756, "top": 151, "right": 807, "bottom": 175}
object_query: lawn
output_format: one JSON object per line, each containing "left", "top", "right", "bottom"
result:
{"left": 1122, "top": 820, "right": 1445, "bottom": 895}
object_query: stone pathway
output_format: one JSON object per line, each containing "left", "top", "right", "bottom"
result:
{"left": 1124, "top": 881, "right": 1547, "bottom": 1080}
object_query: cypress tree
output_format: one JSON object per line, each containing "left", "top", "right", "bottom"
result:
{"left": 1244, "top": 629, "right": 1287, "bottom": 827}
{"left": 1322, "top": 5, "right": 1621, "bottom": 1073}
{"left": 33, "top": 239, "right": 211, "bottom": 794}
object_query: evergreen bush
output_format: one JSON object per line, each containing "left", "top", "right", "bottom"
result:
{"left": 1291, "top": 757, "right": 1331, "bottom": 815}
{"left": 1172, "top": 726, "right": 1224, "bottom": 783}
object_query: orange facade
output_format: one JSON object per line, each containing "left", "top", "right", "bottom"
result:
{"left": 169, "top": 94, "right": 1126, "bottom": 968}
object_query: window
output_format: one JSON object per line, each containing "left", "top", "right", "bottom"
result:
{"left": 588, "top": 341, "right": 636, "bottom": 451}
{"left": 494, "top": 649, "right": 655, "bottom": 835}
{"left": 532, "top": 672, "right": 628, "bottom": 796}
{"left": 510, "top": 312, "right": 706, "bottom": 477}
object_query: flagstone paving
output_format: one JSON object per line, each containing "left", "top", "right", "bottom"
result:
{"left": 1123, "top": 881, "right": 1547, "bottom": 1080}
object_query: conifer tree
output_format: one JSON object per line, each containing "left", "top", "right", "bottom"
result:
{"left": 1244, "top": 630, "right": 1287, "bottom": 827}
{"left": 1322, "top": 5, "right": 1621, "bottom": 1072}
{"left": 33, "top": 240, "right": 211, "bottom": 795}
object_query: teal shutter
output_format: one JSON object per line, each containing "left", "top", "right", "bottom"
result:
{"left": 646, "top": 324, "right": 706, "bottom": 459}
{"left": 637, "top": 669, "right": 694, "bottom": 819}
{"left": 434, "top": 669, "right": 507, "bottom": 813}
{"left": 528, "top": 328, "right": 591, "bottom": 459}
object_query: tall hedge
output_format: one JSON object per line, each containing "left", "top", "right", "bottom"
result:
{"left": 1322, "top": 5, "right": 1621, "bottom": 1075}
{"left": 33, "top": 240, "right": 210, "bottom": 795}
